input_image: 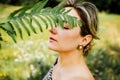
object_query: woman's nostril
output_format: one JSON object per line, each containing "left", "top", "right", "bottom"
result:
{"left": 49, "top": 28, "right": 57, "bottom": 34}
{"left": 49, "top": 29, "right": 52, "bottom": 32}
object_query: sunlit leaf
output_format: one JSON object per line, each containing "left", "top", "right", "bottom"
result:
{"left": 31, "top": 0, "right": 48, "bottom": 14}
{"left": 32, "top": 16, "right": 43, "bottom": 32}
{"left": 37, "top": 15, "right": 48, "bottom": 29}
{"left": 23, "top": 16, "right": 37, "bottom": 34}
{"left": 17, "top": 18, "right": 31, "bottom": 36}
{"left": 10, "top": 19, "right": 23, "bottom": 39}
{"left": 0, "top": 0, "right": 81, "bottom": 42}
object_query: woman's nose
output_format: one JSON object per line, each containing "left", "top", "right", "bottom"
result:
{"left": 49, "top": 28, "right": 57, "bottom": 34}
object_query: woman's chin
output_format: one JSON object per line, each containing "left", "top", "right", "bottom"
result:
{"left": 48, "top": 44, "right": 58, "bottom": 51}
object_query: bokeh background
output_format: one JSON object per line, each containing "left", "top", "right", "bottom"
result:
{"left": 0, "top": 0, "right": 120, "bottom": 80}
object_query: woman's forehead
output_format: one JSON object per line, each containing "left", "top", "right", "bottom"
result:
{"left": 65, "top": 7, "right": 80, "bottom": 20}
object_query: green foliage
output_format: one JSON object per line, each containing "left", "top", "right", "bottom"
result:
{"left": 0, "top": 37, "right": 57, "bottom": 80}
{"left": 0, "top": 0, "right": 37, "bottom": 6}
{"left": 0, "top": 0, "right": 82, "bottom": 43}
{"left": 83, "top": 0, "right": 120, "bottom": 14}
{"left": 1, "top": 0, "right": 120, "bottom": 14}
{"left": 86, "top": 48, "right": 120, "bottom": 80}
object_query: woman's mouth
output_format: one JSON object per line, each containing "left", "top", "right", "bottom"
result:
{"left": 49, "top": 37, "right": 57, "bottom": 42}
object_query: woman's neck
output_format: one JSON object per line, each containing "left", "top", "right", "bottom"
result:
{"left": 57, "top": 50, "right": 86, "bottom": 67}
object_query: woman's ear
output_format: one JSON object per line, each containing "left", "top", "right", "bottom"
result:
{"left": 81, "top": 35, "right": 93, "bottom": 47}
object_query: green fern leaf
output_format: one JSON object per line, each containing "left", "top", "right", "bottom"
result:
{"left": 17, "top": 18, "right": 31, "bottom": 36}
{"left": 31, "top": 0, "right": 48, "bottom": 14}
{"left": 58, "top": 15, "right": 64, "bottom": 29}
{"left": 23, "top": 16, "right": 37, "bottom": 34}
{"left": 8, "top": 8, "right": 23, "bottom": 19}
{"left": 37, "top": 15, "right": 48, "bottom": 29}
{"left": 52, "top": 2, "right": 65, "bottom": 14}
{"left": 45, "top": 15, "right": 54, "bottom": 29}
{"left": 8, "top": 6, "right": 33, "bottom": 20}
{"left": 48, "top": 15, "right": 57, "bottom": 28}
{"left": 32, "top": 16, "right": 43, "bottom": 32}
{"left": 62, "top": 9, "right": 72, "bottom": 14}
{"left": 68, "top": 16, "right": 75, "bottom": 28}
{"left": 1, "top": 22, "right": 16, "bottom": 35}
{"left": 10, "top": 19, "right": 23, "bottom": 39}
{"left": 77, "top": 20, "right": 82, "bottom": 27}
{"left": 0, "top": 22, "right": 16, "bottom": 42}
{"left": 40, "top": 7, "right": 52, "bottom": 14}
{"left": 0, "top": 0, "right": 83, "bottom": 43}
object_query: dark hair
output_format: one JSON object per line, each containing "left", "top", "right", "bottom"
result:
{"left": 65, "top": 0, "right": 99, "bottom": 55}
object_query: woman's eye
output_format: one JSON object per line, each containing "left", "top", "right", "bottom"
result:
{"left": 64, "top": 27, "right": 70, "bottom": 29}
{"left": 63, "top": 23, "right": 70, "bottom": 30}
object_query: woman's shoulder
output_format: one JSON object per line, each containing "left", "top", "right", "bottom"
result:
{"left": 68, "top": 66, "right": 95, "bottom": 80}
{"left": 60, "top": 67, "right": 94, "bottom": 80}
{"left": 70, "top": 76, "right": 95, "bottom": 80}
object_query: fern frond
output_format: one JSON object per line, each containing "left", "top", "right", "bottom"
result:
{"left": 10, "top": 19, "right": 23, "bottom": 39}
{"left": 17, "top": 18, "right": 28, "bottom": 36}
{"left": 32, "top": 15, "right": 43, "bottom": 32}
{"left": 31, "top": 0, "right": 48, "bottom": 14}
{"left": 0, "top": 22, "right": 16, "bottom": 42}
{"left": 8, "top": 6, "right": 33, "bottom": 20}
{"left": 0, "top": 0, "right": 82, "bottom": 43}
{"left": 37, "top": 15, "right": 48, "bottom": 29}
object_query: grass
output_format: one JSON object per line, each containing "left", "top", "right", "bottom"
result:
{"left": 97, "top": 12, "right": 120, "bottom": 49}
{"left": 0, "top": 4, "right": 20, "bottom": 23}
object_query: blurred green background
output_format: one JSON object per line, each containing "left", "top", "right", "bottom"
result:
{"left": 0, "top": 0, "right": 120, "bottom": 80}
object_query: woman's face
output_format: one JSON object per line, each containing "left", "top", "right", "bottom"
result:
{"left": 48, "top": 7, "right": 83, "bottom": 52}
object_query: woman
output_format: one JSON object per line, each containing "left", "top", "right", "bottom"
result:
{"left": 43, "top": 0, "right": 99, "bottom": 80}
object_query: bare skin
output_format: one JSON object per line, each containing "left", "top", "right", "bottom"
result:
{"left": 48, "top": 7, "right": 94, "bottom": 80}
{"left": 52, "top": 50, "right": 94, "bottom": 80}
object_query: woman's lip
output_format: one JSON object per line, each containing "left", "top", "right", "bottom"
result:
{"left": 49, "top": 37, "right": 57, "bottom": 42}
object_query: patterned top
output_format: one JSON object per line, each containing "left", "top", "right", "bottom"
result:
{"left": 43, "top": 59, "right": 96, "bottom": 80}
{"left": 43, "top": 59, "right": 58, "bottom": 80}
{"left": 43, "top": 65, "right": 54, "bottom": 80}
